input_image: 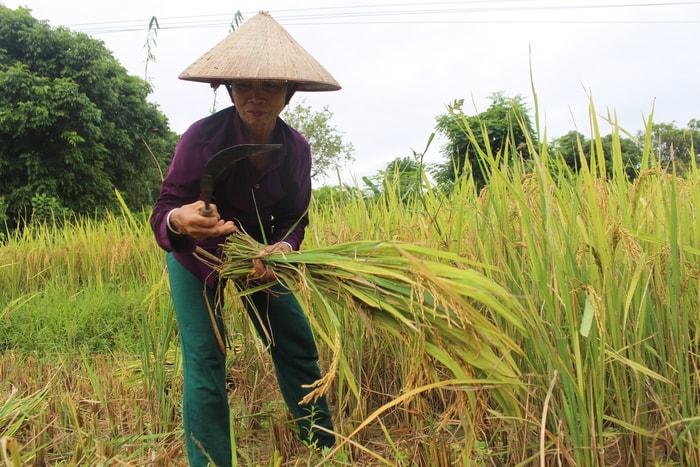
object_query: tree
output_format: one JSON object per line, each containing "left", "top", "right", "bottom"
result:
{"left": 550, "top": 130, "right": 642, "bottom": 180}
{"left": 638, "top": 120, "right": 700, "bottom": 176}
{"left": 433, "top": 92, "right": 537, "bottom": 189}
{"left": 282, "top": 98, "right": 355, "bottom": 181}
{"left": 550, "top": 131, "right": 585, "bottom": 171}
{"left": 311, "top": 184, "right": 365, "bottom": 208}
{"left": 361, "top": 156, "right": 426, "bottom": 203}
{"left": 0, "top": 6, "right": 178, "bottom": 226}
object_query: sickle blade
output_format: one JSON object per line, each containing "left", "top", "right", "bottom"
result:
{"left": 200, "top": 143, "right": 281, "bottom": 215}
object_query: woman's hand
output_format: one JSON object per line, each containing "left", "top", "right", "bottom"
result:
{"left": 168, "top": 201, "right": 237, "bottom": 240}
{"left": 251, "top": 242, "right": 292, "bottom": 282}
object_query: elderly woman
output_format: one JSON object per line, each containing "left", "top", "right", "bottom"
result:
{"left": 150, "top": 12, "right": 340, "bottom": 466}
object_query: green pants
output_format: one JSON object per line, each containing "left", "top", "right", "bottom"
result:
{"left": 167, "top": 253, "right": 334, "bottom": 467}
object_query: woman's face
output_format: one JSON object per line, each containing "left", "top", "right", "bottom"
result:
{"left": 230, "top": 80, "right": 289, "bottom": 135}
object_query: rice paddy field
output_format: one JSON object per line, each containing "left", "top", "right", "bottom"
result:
{"left": 1, "top": 116, "right": 698, "bottom": 466}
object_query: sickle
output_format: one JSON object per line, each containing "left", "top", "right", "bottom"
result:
{"left": 200, "top": 143, "right": 281, "bottom": 216}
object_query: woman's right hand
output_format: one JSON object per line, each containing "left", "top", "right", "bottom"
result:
{"left": 168, "top": 201, "right": 237, "bottom": 240}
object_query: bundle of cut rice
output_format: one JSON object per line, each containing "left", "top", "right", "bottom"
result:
{"left": 207, "top": 231, "right": 525, "bottom": 413}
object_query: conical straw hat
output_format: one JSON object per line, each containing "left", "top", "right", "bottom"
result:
{"left": 179, "top": 11, "right": 340, "bottom": 92}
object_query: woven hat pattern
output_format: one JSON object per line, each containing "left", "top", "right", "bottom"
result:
{"left": 179, "top": 11, "right": 340, "bottom": 92}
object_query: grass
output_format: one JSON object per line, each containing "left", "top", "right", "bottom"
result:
{"left": 1, "top": 110, "right": 698, "bottom": 465}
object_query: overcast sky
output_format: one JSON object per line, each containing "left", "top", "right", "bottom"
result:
{"left": 3, "top": 0, "right": 698, "bottom": 185}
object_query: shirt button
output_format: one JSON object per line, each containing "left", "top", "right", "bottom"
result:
{"left": 254, "top": 184, "right": 261, "bottom": 189}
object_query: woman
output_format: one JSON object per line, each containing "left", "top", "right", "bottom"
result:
{"left": 150, "top": 12, "right": 341, "bottom": 466}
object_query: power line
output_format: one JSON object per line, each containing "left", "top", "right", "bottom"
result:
{"left": 63, "top": 1, "right": 700, "bottom": 34}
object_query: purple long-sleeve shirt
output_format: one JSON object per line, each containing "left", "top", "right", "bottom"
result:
{"left": 150, "top": 106, "right": 312, "bottom": 288}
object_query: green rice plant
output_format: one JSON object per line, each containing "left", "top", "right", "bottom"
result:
{"left": 445, "top": 98, "right": 699, "bottom": 464}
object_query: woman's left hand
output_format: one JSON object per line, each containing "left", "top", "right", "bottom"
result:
{"left": 251, "top": 242, "right": 292, "bottom": 282}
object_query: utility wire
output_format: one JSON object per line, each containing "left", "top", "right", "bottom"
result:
{"left": 63, "top": 1, "right": 700, "bottom": 34}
